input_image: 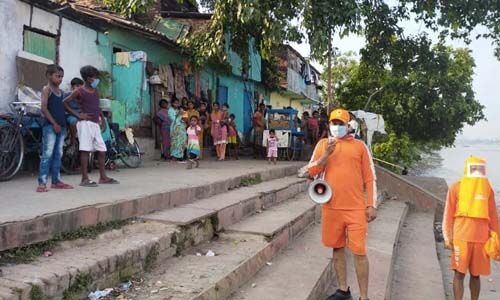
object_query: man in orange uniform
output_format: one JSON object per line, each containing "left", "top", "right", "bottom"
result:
{"left": 307, "top": 108, "right": 377, "bottom": 300}
{"left": 443, "top": 156, "right": 499, "bottom": 300}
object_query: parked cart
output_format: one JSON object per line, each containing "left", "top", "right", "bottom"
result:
{"left": 263, "top": 108, "right": 304, "bottom": 161}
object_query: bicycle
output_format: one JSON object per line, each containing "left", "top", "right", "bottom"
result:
{"left": 95, "top": 118, "right": 142, "bottom": 170}
{"left": 0, "top": 102, "right": 90, "bottom": 181}
{"left": 0, "top": 102, "right": 44, "bottom": 181}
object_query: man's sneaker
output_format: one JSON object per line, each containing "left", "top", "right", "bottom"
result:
{"left": 326, "top": 287, "right": 352, "bottom": 300}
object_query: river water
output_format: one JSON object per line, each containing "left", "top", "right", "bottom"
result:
{"left": 422, "top": 140, "right": 500, "bottom": 206}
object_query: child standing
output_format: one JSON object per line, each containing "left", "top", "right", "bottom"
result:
{"left": 186, "top": 116, "right": 202, "bottom": 169}
{"left": 267, "top": 129, "right": 278, "bottom": 165}
{"left": 37, "top": 64, "right": 74, "bottom": 192}
{"left": 65, "top": 78, "right": 84, "bottom": 146}
{"left": 216, "top": 120, "right": 228, "bottom": 161}
{"left": 64, "top": 65, "right": 119, "bottom": 187}
{"left": 227, "top": 114, "right": 239, "bottom": 160}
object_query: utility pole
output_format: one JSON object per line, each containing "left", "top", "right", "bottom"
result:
{"left": 327, "top": 30, "right": 333, "bottom": 111}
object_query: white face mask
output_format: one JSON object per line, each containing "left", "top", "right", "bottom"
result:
{"left": 329, "top": 124, "right": 347, "bottom": 138}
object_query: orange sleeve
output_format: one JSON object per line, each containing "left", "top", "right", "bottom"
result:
{"left": 308, "top": 139, "right": 326, "bottom": 177}
{"left": 488, "top": 189, "right": 500, "bottom": 235}
{"left": 360, "top": 143, "right": 377, "bottom": 207}
{"left": 443, "top": 182, "right": 458, "bottom": 242}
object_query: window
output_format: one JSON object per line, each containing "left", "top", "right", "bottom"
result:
{"left": 23, "top": 28, "right": 56, "bottom": 61}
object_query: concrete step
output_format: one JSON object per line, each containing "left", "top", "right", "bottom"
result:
{"left": 345, "top": 200, "right": 409, "bottom": 300}
{"left": 0, "top": 176, "right": 309, "bottom": 300}
{"left": 142, "top": 176, "right": 308, "bottom": 229}
{"left": 121, "top": 194, "right": 319, "bottom": 300}
{"left": 228, "top": 224, "right": 333, "bottom": 300}
{"left": 391, "top": 211, "right": 445, "bottom": 300}
{"left": 0, "top": 222, "right": 178, "bottom": 300}
{"left": 0, "top": 162, "right": 301, "bottom": 252}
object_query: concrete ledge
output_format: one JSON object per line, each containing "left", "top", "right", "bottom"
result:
{"left": 0, "top": 222, "right": 179, "bottom": 300}
{"left": 143, "top": 177, "right": 308, "bottom": 230}
{"left": 347, "top": 200, "right": 409, "bottom": 300}
{"left": 0, "top": 164, "right": 300, "bottom": 252}
{"left": 194, "top": 201, "right": 320, "bottom": 300}
{"left": 228, "top": 225, "right": 334, "bottom": 300}
{"left": 376, "top": 166, "right": 442, "bottom": 211}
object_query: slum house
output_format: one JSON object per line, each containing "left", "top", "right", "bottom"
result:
{"left": 270, "top": 45, "right": 322, "bottom": 116}
{"left": 0, "top": 0, "right": 269, "bottom": 159}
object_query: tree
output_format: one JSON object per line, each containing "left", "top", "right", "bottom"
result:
{"left": 101, "top": 0, "right": 157, "bottom": 19}
{"left": 330, "top": 38, "right": 484, "bottom": 165}
{"left": 186, "top": 0, "right": 500, "bottom": 68}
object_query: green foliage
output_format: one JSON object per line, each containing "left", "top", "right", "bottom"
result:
{"left": 101, "top": 0, "right": 156, "bottom": 19}
{"left": 30, "top": 285, "right": 43, "bottom": 300}
{"left": 179, "top": 0, "right": 302, "bottom": 69}
{"left": 62, "top": 272, "right": 93, "bottom": 300}
{"left": 240, "top": 174, "right": 262, "bottom": 187}
{"left": 144, "top": 245, "right": 159, "bottom": 272}
{"left": 372, "top": 133, "right": 420, "bottom": 168}
{"left": 188, "top": 0, "right": 500, "bottom": 76}
{"left": 325, "top": 39, "right": 484, "bottom": 165}
{"left": 336, "top": 39, "right": 484, "bottom": 147}
{"left": 0, "top": 220, "right": 130, "bottom": 265}
{"left": 262, "top": 56, "right": 285, "bottom": 90}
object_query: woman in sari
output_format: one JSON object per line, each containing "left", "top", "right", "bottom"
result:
{"left": 168, "top": 98, "right": 187, "bottom": 161}
{"left": 156, "top": 99, "right": 171, "bottom": 160}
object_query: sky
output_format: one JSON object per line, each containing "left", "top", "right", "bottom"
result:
{"left": 290, "top": 23, "right": 500, "bottom": 141}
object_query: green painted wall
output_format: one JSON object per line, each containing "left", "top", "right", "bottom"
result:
{"left": 98, "top": 27, "right": 266, "bottom": 133}
{"left": 107, "top": 28, "right": 184, "bottom": 65}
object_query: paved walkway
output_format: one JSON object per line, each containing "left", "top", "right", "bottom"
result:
{"left": 0, "top": 160, "right": 302, "bottom": 225}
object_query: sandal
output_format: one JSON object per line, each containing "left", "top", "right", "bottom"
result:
{"left": 99, "top": 178, "right": 119, "bottom": 184}
{"left": 51, "top": 182, "right": 74, "bottom": 189}
{"left": 80, "top": 180, "right": 98, "bottom": 187}
{"left": 36, "top": 185, "right": 49, "bottom": 193}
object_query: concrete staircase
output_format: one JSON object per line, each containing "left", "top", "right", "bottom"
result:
{"left": 0, "top": 169, "right": 448, "bottom": 300}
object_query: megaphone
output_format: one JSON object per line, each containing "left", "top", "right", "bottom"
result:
{"left": 307, "top": 179, "right": 333, "bottom": 204}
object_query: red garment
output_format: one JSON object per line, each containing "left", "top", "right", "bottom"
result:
{"left": 307, "top": 117, "right": 319, "bottom": 129}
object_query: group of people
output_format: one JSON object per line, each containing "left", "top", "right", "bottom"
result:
{"left": 155, "top": 99, "right": 240, "bottom": 168}
{"left": 304, "top": 108, "right": 499, "bottom": 300}
{"left": 37, "top": 64, "right": 118, "bottom": 192}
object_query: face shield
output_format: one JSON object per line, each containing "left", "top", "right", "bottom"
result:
{"left": 466, "top": 163, "right": 487, "bottom": 178}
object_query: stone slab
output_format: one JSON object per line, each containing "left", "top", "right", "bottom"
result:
{"left": 391, "top": 211, "right": 445, "bottom": 300}
{"left": 225, "top": 195, "right": 316, "bottom": 237}
{"left": 120, "top": 191, "right": 318, "bottom": 300}
{"left": 346, "top": 200, "right": 409, "bottom": 300}
{"left": 0, "top": 160, "right": 302, "bottom": 251}
{"left": 229, "top": 224, "right": 334, "bottom": 300}
{"left": 0, "top": 222, "right": 178, "bottom": 299}
{"left": 143, "top": 206, "right": 215, "bottom": 225}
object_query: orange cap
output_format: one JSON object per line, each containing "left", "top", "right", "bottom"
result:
{"left": 329, "top": 109, "right": 350, "bottom": 123}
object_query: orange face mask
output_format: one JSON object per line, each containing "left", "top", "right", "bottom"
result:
{"left": 456, "top": 156, "right": 492, "bottom": 220}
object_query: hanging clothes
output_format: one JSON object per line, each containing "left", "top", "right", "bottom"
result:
{"left": 173, "top": 65, "right": 188, "bottom": 99}
{"left": 115, "top": 52, "right": 130, "bottom": 67}
{"left": 159, "top": 64, "right": 175, "bottom": 94}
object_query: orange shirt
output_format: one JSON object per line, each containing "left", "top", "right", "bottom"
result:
{"left": 309, "top": 137, "right": 377, "bottom": 210}
{"left": 443, "top": 181, "right": 500, "bottom": 243}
